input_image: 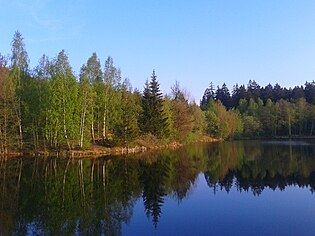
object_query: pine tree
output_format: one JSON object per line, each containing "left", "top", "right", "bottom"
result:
{"left": 11, "top": 31, "right": 29, "bottom": 76}
{"left": 215, "top": 83, "right": 231, "bottom": 109}
{"left": 200, "top": 82, "right": 215, "bottom": 110}
{"left": 140, "top": 70, "right": 166, "bottom": 138}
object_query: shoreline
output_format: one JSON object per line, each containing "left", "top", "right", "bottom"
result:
{"left": 3, "top": 135, "right": 315, "bottom": 159}
{"left": 0, "top": 137, "right": 223, "bottom": 159}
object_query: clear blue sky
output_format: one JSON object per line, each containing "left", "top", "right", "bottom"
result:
{"left": 1, "top": 0, "right": 315, "bottom": 102}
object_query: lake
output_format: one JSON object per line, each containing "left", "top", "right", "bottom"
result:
{"left": 1, "top": 140, "right": 315, "bottom": 235}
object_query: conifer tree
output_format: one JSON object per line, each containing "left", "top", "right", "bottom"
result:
{"left": 140, "top": 70, "right": 166, "bottom": 138}
{"left": 200, "top": 82, "right": 215, "bottom": 110}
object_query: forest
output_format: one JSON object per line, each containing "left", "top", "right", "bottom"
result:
{"left": 1, "top": 31, "right": 315, "bottom": 154}
{"left": 0, "top": 31, "right": 205, "bottom": 154}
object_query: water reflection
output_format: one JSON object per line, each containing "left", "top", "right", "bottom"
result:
{"left": 204, "top": 140, "right": 315, "bottom": 195}
{"left": 1, "top": 140, "right": 315, "bottom": 234}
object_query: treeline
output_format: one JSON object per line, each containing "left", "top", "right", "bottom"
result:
{"left": 0, "top": 31, "right": 205, "bottom": 154}
{"left": 201, "top": 80, "right": 315, "bottom": 137}
{"left": 2, "top": 31, "right": 315, "bottom": 154}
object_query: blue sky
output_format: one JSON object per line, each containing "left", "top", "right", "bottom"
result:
{"left": 1, "top": 0, "right": 315, "bottom": 101}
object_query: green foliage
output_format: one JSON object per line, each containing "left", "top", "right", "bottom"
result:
{"left": 46, "top": 50, "right": 81, "bottom": 149}
{"left": 14, "top": 30, "right": 315, "bottom": 152}
{"left": 172, "top": 99, "right": 193, "bottom": 141}
{"left": 2, "top": 32, "right": 210, "bottom": 153}
{"left": 96, "top": 56, "right": 123, "bottom": 142}
{"left": 0, "top": 56, "right": 19, "bottom": 153}
{"left": 205, "top": 100, "right": 242, "bottom": 139}
{"left": 11, "top": 31, "right": 29, "bottom": 75}
{"left": 205, "top": 109, "right": 219, "bottom": 136}
{"left": 162, "top": 95, "right": 175, "bottom": 141}
{"left": 78, "top": 62, "right": 96, "bottom": 148}
{"left": 139, "top": 70, "right": 167, "bottom": 138}
{"left": 243, "top": 116, "right": 262, "bottom": 136}
{"left": 169, "top": 82, "right": 205, "bottom": 143}
{"left": 190, "top": 103, "right": 206, "bottom": 135}
{"left": 114, "top": 79, "right": 141, "bottom": 146}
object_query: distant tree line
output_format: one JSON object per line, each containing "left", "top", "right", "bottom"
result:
{"left": 201, "top": 80, "right": 315, "bottom": 137}
{"left": 0, "top": 31, "right": 204, "bottom": 154}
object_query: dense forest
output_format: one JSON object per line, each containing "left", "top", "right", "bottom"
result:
{"left": 1, "top": 31, "right": 315, "bottom": 154}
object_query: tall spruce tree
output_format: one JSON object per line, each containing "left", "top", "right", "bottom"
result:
{"left": 11, "top": 31, "right": 29, "bottom": 76}
{"left": 200, "top": 82, "right": 215, "bottom": 110}
{"left": 140, "top": 70, "right": 166, "bottom": 137}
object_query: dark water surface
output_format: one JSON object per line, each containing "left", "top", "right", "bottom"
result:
{"left": 2, "top": 140, "right": 315, "bottom": 235}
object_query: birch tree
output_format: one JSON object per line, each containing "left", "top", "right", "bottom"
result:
{"left": 49, "top": 50, "right": 80, "bottom": 149}
{"left": 84, "top": 53, "right": 102, "bottom": 142}
{"left": 115, "top": 79, "right": 141, "bottom": 146}
{"left": 0, "top": 55, "right": 19, "bottom": 153}
{"left": 101, "top": 57, "right": 122, "bottom": 142}
{"left": 10, "top": 31, "right": 30, "bottom": 148}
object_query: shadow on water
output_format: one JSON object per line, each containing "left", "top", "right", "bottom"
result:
{"left": 1, "top": 140, "right": 315, "bottom": 234}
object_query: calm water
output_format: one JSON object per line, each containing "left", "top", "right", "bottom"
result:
{"left": 2, "top": 140, "right": 315, "bottom": 235}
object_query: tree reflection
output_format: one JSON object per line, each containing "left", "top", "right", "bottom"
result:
{"left": 0, "top": 157, "right": 140, "bottom": 235}
{"left": 140, "top": 154, "right": 170, "bottom": 228}
{"left": 2, "top": 140, "right": 315, "bottom": 233}
{"left": 204, "top": 140, "right": 315, "bottom": 195}
{"left": 171, "top": 147, "right": 202, "bottom": 201}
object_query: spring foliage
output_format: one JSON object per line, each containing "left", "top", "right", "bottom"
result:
{"left": 0, "top": 32, "right": 209, "bottom": 153}
{"left": 4, "top": 31, "right": 315, "bottom": 153}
